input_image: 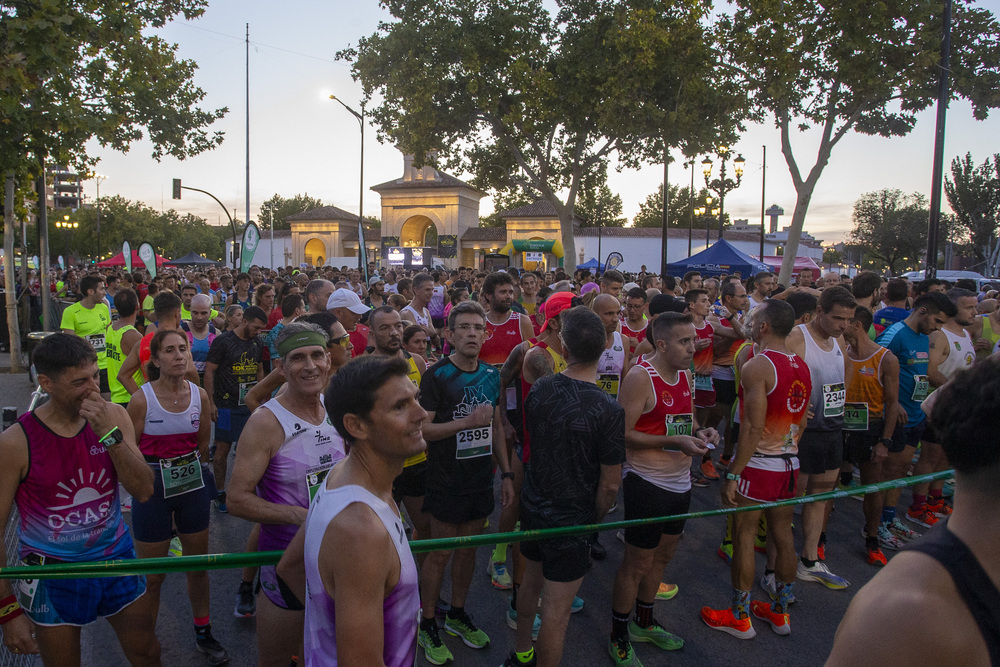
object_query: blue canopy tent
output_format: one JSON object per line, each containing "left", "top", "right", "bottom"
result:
{"left": 576, "top": 257, "right": 605, "bottom": 271}
{"left": 665, "top": 239, "right": 771, "bottom": 278}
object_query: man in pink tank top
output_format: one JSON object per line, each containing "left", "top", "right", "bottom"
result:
{"left": 277, "top": 355, "right": 428, "bottom": 667}
{"left": 0, "top": 334, "right": 159, "bottom": 664}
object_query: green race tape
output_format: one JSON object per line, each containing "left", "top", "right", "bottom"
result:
{"left": 0, "top": 470, "right": 953, "bottom": 580}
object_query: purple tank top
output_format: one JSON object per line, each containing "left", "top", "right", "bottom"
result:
{"left": 303, "top": 485, "right": 419, "bottom": 667}
{"left": 255, "top": 398, "right": 346, "bottom": 552}
{"left": 14, "top": 412, "right": 132, "bottom": 561}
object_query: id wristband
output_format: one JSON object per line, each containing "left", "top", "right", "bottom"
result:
{"left": 0, "top": 595, "right": 23, "bottom": 625}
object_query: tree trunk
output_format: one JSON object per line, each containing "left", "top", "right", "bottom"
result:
{"left": 777, "top": 178, "right": 819, "bottom": 286}
{"left": 557, "top": 207, "right": 576, "bottom": 272}
{"left": 4, "top": 173, "right": 24, "bottom": 372}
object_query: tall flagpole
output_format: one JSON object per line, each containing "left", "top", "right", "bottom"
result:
{"left": 245, "top": 23, "right": 251, "bottom": 243}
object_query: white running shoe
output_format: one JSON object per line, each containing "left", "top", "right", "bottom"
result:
{"left": 796, "top": 561, "right": 849, "bottom": 589}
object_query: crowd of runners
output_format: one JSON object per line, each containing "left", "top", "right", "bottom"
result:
{"left": 1, "top": 260, "right": 998, "bottom": 666}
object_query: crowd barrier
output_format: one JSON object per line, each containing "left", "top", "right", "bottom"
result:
{"left": 0, "top": 470, "right": 952, "bottom": 581}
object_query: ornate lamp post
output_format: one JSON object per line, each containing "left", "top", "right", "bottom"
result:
{"left": 55, "top": 215, "right": 78, "bottom": 264}
{"left": 695, "top": 196, "right": 720, "bottom": 249}
{"left": 702, "top": 147, "right": 745, "bottom": 240}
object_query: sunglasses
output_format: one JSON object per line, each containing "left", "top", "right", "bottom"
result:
{"left": 328, "top": 334, "right": 352, "bottom": 349}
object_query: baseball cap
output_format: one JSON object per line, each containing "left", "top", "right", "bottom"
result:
{"left": 539, "top": 291, "right": 577, "bottom": 333}
{"left": 623, "top": 282, "right": 640, "bottom": 292}
{"left": 580, "top": 282, "right": 600, "bottom": 295}
{"left": 368, "top": 275, "right": 384, "bottom": 287}
{"left": 327, "top": 288, "right": 370, "bottom": 314}
{"left": 649, "top": 294, "right": 687, "bottom": 317}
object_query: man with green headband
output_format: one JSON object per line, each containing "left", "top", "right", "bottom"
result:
{"left": 228, "top": 322, "right": 347, "bottom": 666}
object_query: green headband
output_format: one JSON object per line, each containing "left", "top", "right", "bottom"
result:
{"left": 276, "top": 331, "right": 329, "bottom": 357}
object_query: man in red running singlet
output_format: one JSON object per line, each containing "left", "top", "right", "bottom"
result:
{"left": 480, "top": 273, "right": 534, "bottom": 368}
{"left": 702, "top": 299, "right": 811, "bottom": 640}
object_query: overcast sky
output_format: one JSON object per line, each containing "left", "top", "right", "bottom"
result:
{"left": 85, "top": 0, "right": 1000, "bottom": 246}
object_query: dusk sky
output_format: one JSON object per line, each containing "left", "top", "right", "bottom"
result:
{"left": 86, "top": 0, "right": 1000, "bottom": 246}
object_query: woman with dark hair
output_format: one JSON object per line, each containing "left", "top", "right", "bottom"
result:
{"left": 126, "top": 329, "right": 228, "bottom": 664}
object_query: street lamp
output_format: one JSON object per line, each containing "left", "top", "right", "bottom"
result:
{"left": 702, "top": 147, "right": 745, "bottom": 240}
{"left": 328, "top": 95, "right": 368, "bottom": 283}
{"left": 55, "top": 215, "right": 78, "bottom": 264}
{"left": 89, "top": 173, "right": 108, "bottom": 263}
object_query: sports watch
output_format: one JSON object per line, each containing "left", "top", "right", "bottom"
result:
{"left": 99, "top": 427, "right": 124, "bottom": 449}
{"left": 724, "top": 472, "right": 740, "bottom": 482}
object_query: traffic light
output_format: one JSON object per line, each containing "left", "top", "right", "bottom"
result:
{"left": 172, "top": 179, "right": 182, "bottom": 199}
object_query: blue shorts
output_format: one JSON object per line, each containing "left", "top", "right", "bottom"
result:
{"left": 215, "top": 406, "right": 251, "bottom": 445}
{"left": 130, "top": 462, "right": 214, "bottom": 543}
{"left": 16, "top": 553, "right": 145, "bottom": 627}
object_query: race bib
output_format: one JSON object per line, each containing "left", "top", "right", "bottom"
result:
{"left": 695, "top": 374, "right": 714, "bottom": 392}
{"left": 15, "top": 562, "right": 40, "bottom": 611}
{"left": 665, "top": 413, "right": 693, "bottom": 439}
{"left": 912, "top": 375, "right": 929, "bottom": 402}
{"left": 843, "top": 402, "right": 869, "bottom": 431}
{"left": 456, "top": 423, "right": 492, "bottom": 459}
{"left": 506, "top": 387, "right": 517, "bottom": 411}
{"left": 238, "top": 381, "right": 257, "bottom": 406}
{"left": 86, "top": 333, "right": 106, "bottom": 354}
{"left": 159, "top": 452, "right": 204, "bottom": 498}
{"left": 822, "top": 382, "right": 846, "bottom": 418}
{"left": 306, "top": 464, "right": 335, "bottom": 502}
{"left": 598, "top": 373, "right": 619, "bottom": 397}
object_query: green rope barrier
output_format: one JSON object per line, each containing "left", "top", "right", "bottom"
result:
{"left": 0, "top": 469, "right": 953, "bottom": 580}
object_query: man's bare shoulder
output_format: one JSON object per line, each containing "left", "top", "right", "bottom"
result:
{"left": 828, "top": 551, "right": 987, "bottom": 666}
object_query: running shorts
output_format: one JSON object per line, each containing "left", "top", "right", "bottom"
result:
{"left": 519, "top": 513, "right": 590, "bottom": 583}
{"left": 423, "top": 487, "right": 494, "bottom": 525}
{"left": 797, "top": 429, "right": 843, "bottom": 475}
{"left": 622, "top": 473, "right": 690, "bottom": 549}
{"left": 260, "top": 565, "right": 304, "bottom": 611}
{"left": 130, "top": 462, "right": 214, "bottom": 543}
{"left": 737, "top": 455, "right": 799, "bottom": 503}
{"left": 215, "top": 406, "right": 251, "bottom": 445}
{"left": 392, "top": 460, "right": 428, "bottom": 502}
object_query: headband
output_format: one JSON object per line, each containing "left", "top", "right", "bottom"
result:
{"left": 276, "top": 331, "right": 329, "bottom": 357}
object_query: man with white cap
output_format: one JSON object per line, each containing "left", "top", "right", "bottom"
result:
{"left": 328, "top": 289, "right": 371, "bottom": 358}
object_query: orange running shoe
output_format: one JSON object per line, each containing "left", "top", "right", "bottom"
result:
{"left": 700, "top": 607, "right": 756, "bottom": 639}
{"left": 927, "top": 500, "right": 952, "bottom": 518}
{"left": 906, "top": 506, "right": 939, "bottom": 528}
{"left": 750, "top": 600, "right": 790, "bottom": 636}
{"left": 701, "top": 460, "right": 720, "bottom": 480}
{"left": 866, "top": 545, "right": 888, "bottom": 566}
{"left": 656, "top": 583, "right": 679, "bottom": 601}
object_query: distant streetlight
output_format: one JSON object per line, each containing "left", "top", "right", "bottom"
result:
{"left": 328, "top": 95, "right": 368, "bottom": 283}
{"left": 702, "top": 147, "right": 745, "bottom": 240}
{"left": 55, "top": 215, "right": 78, "bottom": 262}
{"left": 88, "top": 173, "right": 108, "bottom": 263}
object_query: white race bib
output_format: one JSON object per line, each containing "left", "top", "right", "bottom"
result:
{"left": 456, "top": 423, "right": 492, "bottom": 459}
{"left": 822, "top": 382, "right": 846, "bottom": 418}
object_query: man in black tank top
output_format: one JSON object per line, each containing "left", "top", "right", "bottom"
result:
{"left": 828, "top": 358, "right": 1000, "bottom": 666}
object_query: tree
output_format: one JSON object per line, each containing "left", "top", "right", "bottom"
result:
{"left": 849, "top": 189, "right": 931, "bottom": 274}
{"left": 575, "top": 168, "right": 626, "bottom": 228}
{"left": 944, "top": 152, "right": 999, "bottom": 266}
{"left": 719, "top": 0, "right": 1000, "bottom": 284}
{"left": 632, "top": 184, "right": 719, "bottom": 229}
{"left": 480, "top": 189, "right": 536, "bottom": 228}
{"left": 822, "top": 247, "right": 843, "bottom": 266}
{"left": 258, "top": 193, "right": 325, "bottom": 231}
{"left": 342, "top": 0, "right": 745, "bottom": 270}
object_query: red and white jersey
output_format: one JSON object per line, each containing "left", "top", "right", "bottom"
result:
{"left": 693, "top": 320, "right": 715, "bottom": 376}
{"left": 737, "top": 349, "right": 811, "bottom": 457}
{"left": 480, "top": 311, "right": 527, "bottom": 368}
{"left": 627, "top": 359, "right": 694, "bottom": 493}
{"left": 622, "top": 318, "right": 648, "bottom": 344}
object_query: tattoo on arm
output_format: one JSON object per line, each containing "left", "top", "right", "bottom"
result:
{"left": 525, "top": 351, "right": 554, "bottom": 380}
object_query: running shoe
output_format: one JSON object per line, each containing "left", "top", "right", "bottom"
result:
{"left": 759, "top": 573, "right": 797, "bottom": 604}
{"left": 942, "top": 479, "right": 955, "bottom": 498}
{"left": 866, "top": 545, "right": 888, "bottom": 566}
{"left": 691, "top": 474, "right": 710, "bottom": 488}
{"left": 418, "top": 622, "right": 454, "bottom": 665}
{"left": 490, "top": 560, "right": 513, "bottom": 590}
{"left": 873, "top": 525, "right": 904, "bottom": 551}
{"left": 750, "top": 600, "right": 790, "bottom": 636}
{"left": 700, "top": 460, "right": 720, "bottom": 481}
{"left": 616, "top": 530, "right": 625, "bottom": 544}
{"left": 655, "top": 583, "right": 679, "bottom": 601}
{"left": 168, "top": 535, "right": 183, "bottom": 557}
{"left": 717, "top": 455, "right": 732, "bottom": 469}
{"left": 838, "top": 477, "right": 861, "bottom": 493}
{"left": 444, "top": 611, "right": 490, "bottom": 649}
{"left": 796, "top": 561, "right": 849, "bottom": 589}
{"left": 607, "top": 501, "right": 618, "bottom": 515}
{"left": 700, "top": 606, "right": 756, "bottom": 639}
{"left": 608, "top": 637, "right": 643, "bottom": 666}
{"left": 906, "top": 506, "right": 939, "bottom": 528}
{"left": 589, "top": 536, "right": 607, "bottom": 561}
{"left": 195, "top": 625, "right": 230, "bottom": 666}
{"left": 927, "top": 500, "right": 952, "bottom": 518}
{"left": 886, "top": 518, "right": 919, "bottom": 542}
{"left": 506, "top": 603, "right": 540, "bottom": 640}
{"left": 571, "top": 596, "right": 584, "bottom": 613}
{"left": 501, "top": 650, "right": 537, "bottom": 667}
{"left": 717, "top": 542, "right": 733, "bottom": 564}
{"left": 215, "top": 491, "right": 228, "bottom": 514}
{"left": 628, "top": 619, "right": 683, "bottom": 650}
{"left": 234, "top": 580, "right": 256, "bottom": 618}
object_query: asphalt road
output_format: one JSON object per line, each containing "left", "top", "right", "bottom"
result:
{"left": 0, "top": 371, "right": 925, "bottom": 666}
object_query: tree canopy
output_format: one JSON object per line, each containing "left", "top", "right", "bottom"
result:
{"left": 719, "top": 0, "right": 1000, "bottom": 284}
{"left": 848, "top": 189, "right": 956, "bottom": 274}
{"left": 258, "top": 193, "right": 326, "bottom": 231}
{"left": 1, "top": 0, "right": 226, "bottom": 178}
{"left": 944, "top": 152, "right": 999, "bottom": 267}
{"left": 343, "top": 0, "right": 745, "bottom": 269}
{"left": 632, "top": 183, "right": 719, "bottom": 229}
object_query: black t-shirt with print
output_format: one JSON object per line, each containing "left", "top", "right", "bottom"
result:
{"left": 206, "top": 330, "right": 264, "bottom": 408}
{"left": 522, "top": 373, "right": 626, "bottom": 528}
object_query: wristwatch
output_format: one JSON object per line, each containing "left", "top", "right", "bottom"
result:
{"left": 877, "top": 437, "right": 893, "bottom": 448}
{"left": 724, "top": 472, "right": 740, "bottom": 482}
{"left": 500, "top": 472, "right": 515, "bottom": 481}
{"left": 99, "top": 427, "right": 124, "bottom": 449}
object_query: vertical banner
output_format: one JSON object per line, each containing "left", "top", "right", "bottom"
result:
{"left": 357, "top": 217, "right": 369, "bottom": 284}
{"left": 57, "top": 255, "right": 65, "bottom": 270}
{"left": 122, "top": 241, "right": 132, "bottom": 273}
{"left": 240, "top": 222, "right": 260, "bottom": 274}
{"left": 605, "top": 252, "right": 624, "bottom": 271}
{"left": 138, "top": 242, "right": 157, "bottom": 278}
